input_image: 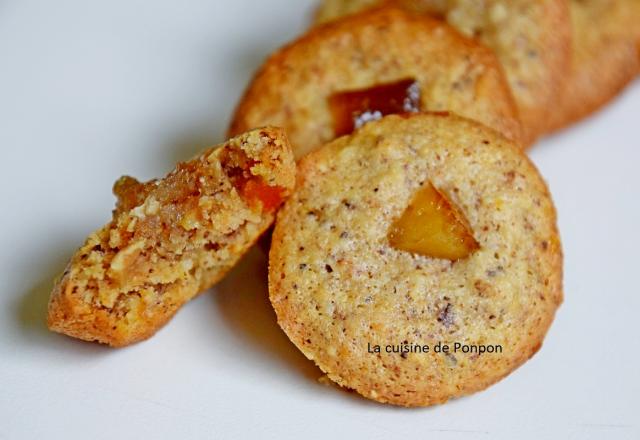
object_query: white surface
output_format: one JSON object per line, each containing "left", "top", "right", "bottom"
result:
{"left": 1, "top": 1, "right": 639, "bottom": 439}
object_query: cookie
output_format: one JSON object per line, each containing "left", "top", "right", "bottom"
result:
{"left": 48, "top": 128, "right": 295, "bottom": 347}
{"left": 229, "top": 6, "right": 521, "bottom": 159}
{"left": 314, "top": 0, "right": 571, "bottom": 145}
{"left": 546, "top": 0, "right": 640, "bottom": 132}
{"left": 269, "top": 113, "right": 562, "bottom": 406}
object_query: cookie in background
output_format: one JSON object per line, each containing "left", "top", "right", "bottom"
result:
{"left": 546, "top": 0, "right": 640, "bottom": 132}
{"left": 229, "top": 6, "right": 522, "bottom": 160}
{"left": 314, "top": 0, "right": 571, "bottom": 146}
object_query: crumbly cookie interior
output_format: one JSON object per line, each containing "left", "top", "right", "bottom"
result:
{"left": 49, "top": 129, "right": 294, "bottom": 346}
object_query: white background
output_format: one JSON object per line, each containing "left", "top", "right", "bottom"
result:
{"left": 1, "top": 1, "right": 639, "bottom": 439}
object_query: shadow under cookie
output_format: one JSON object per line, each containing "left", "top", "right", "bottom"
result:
{"left": 214, "top": 248, "right": 323, "bottom": 381}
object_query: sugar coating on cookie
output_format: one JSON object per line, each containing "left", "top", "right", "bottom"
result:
{"left": 546, "top": 0, "right": 640, "bottom": 132}
{"left": 314, "top": 0, "right": 571, "bottom": 145}
{"left": 48, "top": 127, "right": 296, "bottom": 347}
{"left": 269, "top": 113, "right": 562, "bottom": 406}
{"left": 230, "top": 6, "right": 521, "bottom": 159}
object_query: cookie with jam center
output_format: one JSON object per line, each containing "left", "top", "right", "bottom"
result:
{"left": 229, "top": 6, "right": 521, "bottom": 159}
{"left": 269, "top": 113, "right": 562, "bottom": 406}
{"left": 314, "top": 0, "right": 571, "bottom": 145}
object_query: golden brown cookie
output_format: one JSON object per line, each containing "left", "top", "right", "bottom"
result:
{"left": 48, "top": 128, "right": 295, "bottom": 347}
{"left": 314, "top": 0, "right": 571, "bottom": 145}
{"left": 229, "top": 7, "right": 521, "bottom": 159}
{"left": 269, "top": 113, "right": 563, "bottom": 406}
{"left": 546, "top": 0, "right": 640, "bottom": 132}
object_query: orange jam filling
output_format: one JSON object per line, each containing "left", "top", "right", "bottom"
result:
{"left": 329, "top": 78, "right": 420, "bottom": 136}
{"left": 388, "top": 182, "right": 479, "bottom": 261}
{"left": 240, "top": 178, "right": 285, "bottom": 212}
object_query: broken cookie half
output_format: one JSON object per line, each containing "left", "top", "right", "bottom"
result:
{"left": 48, "top": 127, "right": 295, "bottom": 347}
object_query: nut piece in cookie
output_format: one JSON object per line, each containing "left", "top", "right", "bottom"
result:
{"left": 314, "top": 0, "right": 571, "bottom": 145}
{"left": 269, "top": 113, "right": 563, "bottom": 406}
{"left": 48, "top": 127, "right": 295, "bottom": 347}
{"left": 230, "top": 6, "right": 521, "bottom": 159}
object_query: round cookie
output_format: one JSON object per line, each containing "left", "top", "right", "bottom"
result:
{"left": 269, "top": 113, "right": 563, "bottom": 406}
{"left": 314, "top": 0, "right": 571, "bottom": 145}
{"left": 546, "top": 0, "right": 640, "bottom": 132}
{"left": 229, "top": 6, "right": 521, "bottom": 159}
